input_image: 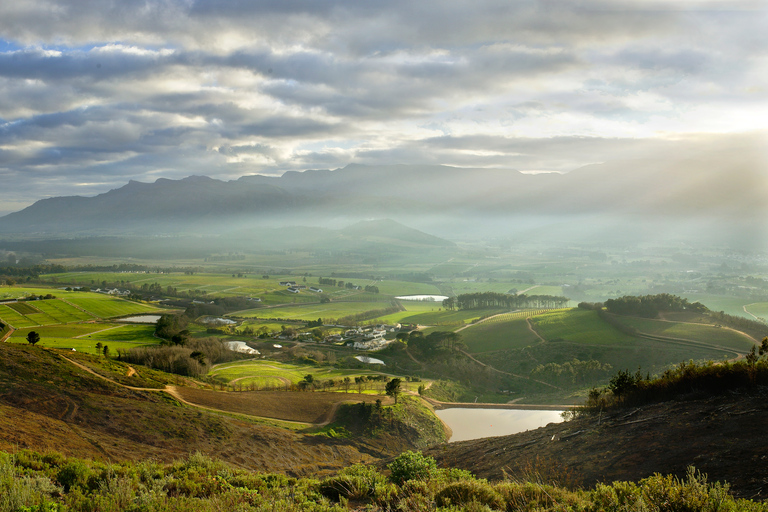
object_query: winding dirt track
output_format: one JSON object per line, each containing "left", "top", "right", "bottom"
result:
{"left": 56, "top": 355, "right": 334, "bottom": 426}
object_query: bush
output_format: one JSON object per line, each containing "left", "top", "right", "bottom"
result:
{"left": 434, "top": 480, "right": 504, "bottom": 510}
{"left": 319, "top": 463, "right": 388, "bottom": 501}
{"left": 56, "top": 460, "right": 93, "bottom": 492}
{"left": 495, "top": 481, "right": 584, "bottom": 511}
{"left": 388, "top": 451, "right": 437, "bottom": 485}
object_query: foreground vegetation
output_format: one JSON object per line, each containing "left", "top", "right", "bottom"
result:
{"left": 2, "top": 449, "right": 765, "bottom": 512}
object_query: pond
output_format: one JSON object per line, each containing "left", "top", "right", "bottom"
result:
{"left": 394, "top": 294, "right": 449, "bottom": 301}
{"left": 435, "top": 408, "right": 564, "bottom": 442}
{"left": 355, "top": 355, "right": 385, "bottom": 365}
{"left": 225, "top": 341, "right": 260, "bottom": 355}
{"left": 120, "top": 315, "right": 162, "bottom": 323}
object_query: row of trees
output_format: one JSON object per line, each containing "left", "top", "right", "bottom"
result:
{"left": 443, "top": 292, "right": 569, "bottom": 310}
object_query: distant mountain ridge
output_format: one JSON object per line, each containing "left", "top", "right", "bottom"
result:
{"left": 0, "top": 159, "right": 765, "bottom": 247}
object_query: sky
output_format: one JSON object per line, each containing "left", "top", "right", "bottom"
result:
{"left": 0, "top": 0, "right": 767, "bottom": 216}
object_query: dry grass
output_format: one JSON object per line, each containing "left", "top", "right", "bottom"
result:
{"left": 174, "top": 387, "right": 388, "bottom": 424}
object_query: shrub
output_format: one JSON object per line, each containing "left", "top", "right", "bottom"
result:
{"left": 56, "top": 460, "right": 93, "bottom": 492}
{"left": 496, "top": 481, "right": 584, "bottom": 511}
{"left": 434, "top": 479, "right": 504, "bottom": 510}
{"left": 319, "top": 463, "right": 388, "bottom": 501}
{"left": 388, "top": 451, "right": 437, "bottom": 485}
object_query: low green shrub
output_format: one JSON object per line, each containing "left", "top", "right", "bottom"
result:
{"left": 388, "top": 450, "right": 437, "bottom": 485}
{"left": 434, "top": 479, "right": 504, "bottom": 510}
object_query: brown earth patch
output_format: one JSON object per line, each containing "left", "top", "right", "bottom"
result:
{"left": 173, "top": 387, "right": 386, "bottom": 424}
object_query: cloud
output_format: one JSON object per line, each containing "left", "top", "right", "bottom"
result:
{"left": 0, "top": 0, "right": 765, "bottom": 213}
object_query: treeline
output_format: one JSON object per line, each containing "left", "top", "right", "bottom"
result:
{"left": 318, "top": 277, "right": 379, "bottom": 293}
{"left": 0, "top": 263, "right": 67, "bottom": 277}
{"left": 603, "top": 293, "right": 707, "bottom": 318}
{"left": 444, "top": 292, "right": 569, "bottom": 310}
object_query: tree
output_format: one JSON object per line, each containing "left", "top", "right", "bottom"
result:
{"left": 26, "top": 331, "right": 40, "bottom": 346}
{"left": 103, "top": 345, "right": 110, "bottom": 358}
{"left": 385, "top": 378, "right": 402, "bottom": 404}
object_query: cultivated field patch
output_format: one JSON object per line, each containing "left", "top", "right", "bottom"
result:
{"left": 460, "top": 317, "right": 542, "bottom": 353}
{"left": 64, "top": 296, "right": 159, "bottom": 318}
{"left": 530, "top": 309, "right": 638, "bottom": 345}
{"left": 612, "top": 316, "right": 755, "bottom": 350}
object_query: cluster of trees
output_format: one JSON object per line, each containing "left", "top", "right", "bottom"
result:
{"left": 318, "top": 277, "right": 377, "bottom": 292}
{"left": 443, "top": 292, "right": 569, "bottom": 310}
{"left": 155, "top": 314, "right": 190, "bottom": 345}
{"left": 399, "top": 331, "right": 465, "bottom": 358}
{"left": 118, "top": 337, "right": 242, "bottom": 377}
{"left": 604, "top": 293, "right": 707, "bottom": 318}
{"left": 530, "top": 359, "right": 614, "bottom": 387}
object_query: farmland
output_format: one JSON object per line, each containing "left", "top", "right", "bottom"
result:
{"left": 612, "top": 316, "right": 755, "bottom": 351}
{"left": 529, "top": 309, "right": 636, "bottom": 345}
{"left": 459, "top": 310, "right": 555, "bottom": 353}
{"left": 208, "top": 359, "right": 419, "bottom": 394}
{"left": 233, "top": 301, "right": 390, "bottom": 321}
{"left": 6, "top": 323, "right": 160, "bottom": 353}
{"left": 0, "top": 287, "right": 164, "bottom": 351}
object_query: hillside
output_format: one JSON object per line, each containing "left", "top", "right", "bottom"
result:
{"left": 0, "top": 343, "right": 435, "bottom": 475}
{"left": 425, "top": 388, "right": 768, "bottom": 500}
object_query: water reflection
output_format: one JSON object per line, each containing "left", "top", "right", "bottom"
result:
{"left": 436, "top": 408, "right": 564, "bottom": 442}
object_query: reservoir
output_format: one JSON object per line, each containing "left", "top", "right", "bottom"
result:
{"left": 120, "top": 315, "right": 161, "bottom": 323}
{"left": 436, "top": 408, "right": 564, "bottom": 442}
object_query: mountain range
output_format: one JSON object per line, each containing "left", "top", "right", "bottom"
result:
{"left": 1, "top": 157, "right": 765, "bottom": 249}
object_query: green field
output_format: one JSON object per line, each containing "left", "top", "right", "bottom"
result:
{"left": 530, "top": 309, "right": 638, "bottom": 346}
{"left": 682, "top": 294, "right": 757, "bottom": 319}
{"left": 232, "top": 301, "right": 387, "bottom": 321}
{"left": 208, "top": 360, "right": 414, "bottom": 392}
{"left": 396, "top": 307, "right": 506, "bottom": 326}
{"left": 64, "top": 296, "right": 159, "bottom": 318}
{"left": 0, "top": 304, "right": 41, "bottom": 328}
{"left": 614, "top": 316, "right": 755, "bottom": 351}
{"left": 8, "top": 323, "right": 161, "bottom": 353}
{"left": 33, "top": 299, "right": 97, "bottom": 323}
{"left": 459, "top": 310, "right": 556, "bottom": 353}
{"left": 745, "top": 302, "right": 768, "bottom": 322}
